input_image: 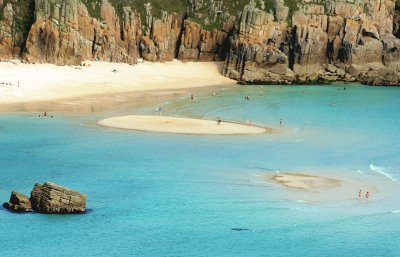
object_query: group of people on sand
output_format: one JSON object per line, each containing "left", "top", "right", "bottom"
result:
{"left": 0, "top": 81, "right": 19, "bottom": 87}
{"left": 38, "top": 111, "right": 54, "bottom": 118}
{"left": 358, "top": 189, "right": 370, "bottom": 200}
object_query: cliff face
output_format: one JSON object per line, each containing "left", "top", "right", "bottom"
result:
{"left": 23, "top": 0, "right": 142, "bottom": 65}
{"left": 224, "top": 0, "right": 400, "bottom": 85}
{"left": 1, "top": 0, "right": 400, "bottom": 85}
{"left": 0, "top": 0, "right": 34, "bottom": 60}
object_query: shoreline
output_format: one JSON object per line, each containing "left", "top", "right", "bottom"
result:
{"left": 0, "top": 84, "right": 229, "bottom": 113}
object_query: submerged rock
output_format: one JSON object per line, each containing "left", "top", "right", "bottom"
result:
{"left": 30, "top": 182, "right": 86, "bottom": 214}
{"left": 3, "top": 191, "right": 33, "bottom": 212}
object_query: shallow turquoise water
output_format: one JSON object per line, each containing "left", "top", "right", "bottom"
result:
{"left": 1, "top": 84, "right": 400, "bottom": 256}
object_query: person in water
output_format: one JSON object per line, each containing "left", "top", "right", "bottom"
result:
{"left": 280, "top": 118, "right": 283, "bottom": 127}
{"left": 358, "top": 190, "right": 362, "bottom": 199}
{"left": 190, "top": 94, "right": 194, "bottom": 101}
{"left": 366, "top": 191, "right": 370, "bottom": 200}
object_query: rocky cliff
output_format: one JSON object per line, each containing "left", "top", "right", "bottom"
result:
{"left": 2, "top": 0, "right": 400, "bottom": 85}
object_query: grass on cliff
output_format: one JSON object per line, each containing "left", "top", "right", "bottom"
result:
{"left": 81, "top": 0, "right": 269, "bottom": 30}
{"left": 79, "top": 0, "right": 297, "bottom": 31}
{"left": 82, "top": 0, "right": 187, "bottom": 21}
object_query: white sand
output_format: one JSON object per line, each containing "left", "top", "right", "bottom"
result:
{"left": 98, "top": 115, "right": 269, "bottom": 135}
{"left": 0, "top": 60, "right": 234, "bottom": 104}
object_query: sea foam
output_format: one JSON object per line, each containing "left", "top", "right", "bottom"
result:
{"left": 369, "top": 163, "right": 398, "bottom": 182}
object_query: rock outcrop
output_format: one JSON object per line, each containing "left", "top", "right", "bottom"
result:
{"left": 141, "top": 12, "right": 184, "bottom": 62}
{"left": 3, "top": 182, "right": 86, "bottom": 214}
{"left": 3, "top": 191, "right": 33, "bottom": 212}
{"left": 224, "top": 0, "right": 294, "bottom": 84}
{"left": 178, "top": 15, "right": 235, "bottom": 62}
{"left": 2, "top": 0, "right": 400, "bottom": 85}
{"left": 30, "top": 182, "right": 86, "bottom": 214}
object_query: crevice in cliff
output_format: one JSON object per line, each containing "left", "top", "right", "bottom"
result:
{"left": 91, "top": 29, "right": 97, "bottom": 60}
{"left": 16, "top": 0, "right": 35, "bottom": 57}
{"left": 394, "top": 3, "right": 400, "bottom": 38}
{"left": 288, "top": 26, "right": 297, "bottom": 70}
{"left": 175, "top": 13, "right": 187, "bottom": 59}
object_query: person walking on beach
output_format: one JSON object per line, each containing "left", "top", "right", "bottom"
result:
{"left": 190, "top": 94, "right": 194, "bottom": 101}
{"left": 216, "top": 117, "right": 221, "bottom": 125}
{"left": 155, "top": 106, "right": 162, "bottom": 115}
{"left": 365, "top": 191, "right": 370, "bottom": 200}
{"left": 358, "top": 190, "right": 362, "bottom": 199}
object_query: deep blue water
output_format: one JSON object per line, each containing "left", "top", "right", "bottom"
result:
{"left": 1, "top": 84, "right": 399, "bottom": 256}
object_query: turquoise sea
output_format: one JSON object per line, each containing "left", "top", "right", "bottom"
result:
{"left": 1, "top": 84, "right": 400, "bottom": 256}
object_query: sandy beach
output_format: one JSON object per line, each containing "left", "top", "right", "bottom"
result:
{"left": 98, "top": 115, "right": 270, "bottom": 135}
{"left": 0, "top": 60, "right": 235, "bottom": 106}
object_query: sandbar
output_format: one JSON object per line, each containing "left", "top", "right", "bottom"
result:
{"left": 271, "top": 173, "right": 341, "bottom": 190}
{"left": 98, "top": 115, "right": 270, "bottom": 135}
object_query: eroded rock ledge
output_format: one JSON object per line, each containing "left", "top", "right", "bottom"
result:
{"left": 2, "top": 0, "right": 400, "bottom": 86}
{"left": 3, "top": 182, "right": 86, "bottom": 214}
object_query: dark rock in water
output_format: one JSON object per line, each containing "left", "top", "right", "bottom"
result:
{"left": 231, "top": 228, "right": 250, "bottom": 231}
{"left": 30, "top": 182, "right": 86, "bottom": 214}
{"left": 3, "top": 191, "right": 33, "bottom": 212}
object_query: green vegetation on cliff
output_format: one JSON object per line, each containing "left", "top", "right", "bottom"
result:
{"left": 80, "top": 0, "right": 269, "bottom": 31}
{"left": 82, "top": 0, "right": 187, "bottom": 21}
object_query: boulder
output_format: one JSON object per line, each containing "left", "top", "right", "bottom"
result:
{"left": 2, "top": 191, "right": 33, "bottom": 212}
{"left": 30, "top": 182, "right": 86, "bottom": 214}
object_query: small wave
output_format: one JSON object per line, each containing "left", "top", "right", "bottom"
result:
{"left": 369, "top": 163, "right": 398, "bottom": 182}
{"left": 356, "top": 170, "right": 364, "bottom": 174}
{"left": 296, "top": 200, "right": 308, "bottom": 203}
{"left": 391, "top": 210, "right": 400, "bottom": 214}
